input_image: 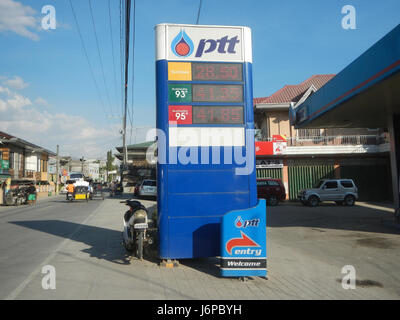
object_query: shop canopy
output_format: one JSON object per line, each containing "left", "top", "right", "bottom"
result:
{"left": 291, "top": 24, "right": 400, "bottom": 129}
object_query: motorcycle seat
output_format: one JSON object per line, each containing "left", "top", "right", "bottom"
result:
{"left": 126, "top": 199, "right": 142, "bottom": 209}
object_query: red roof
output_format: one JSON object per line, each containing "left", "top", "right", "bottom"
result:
{"left": 254, "top": 74, "right": 335, "bottom": 105}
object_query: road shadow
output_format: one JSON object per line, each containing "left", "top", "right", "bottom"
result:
{"left": 179, "top": 257, "right": 221, "bottom": 278}
{"left": 267, "top": 202, "right": 400, "bottom": 235}
{"left": 107, "top": 193, "right": 134, "bottom": 200}
{"left": 10, "top": 220, "right": 132, "bottom": 265}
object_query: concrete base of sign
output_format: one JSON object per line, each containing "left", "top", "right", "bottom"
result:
{"left": 160, "top": 259, "right": 180, "bottom": 268}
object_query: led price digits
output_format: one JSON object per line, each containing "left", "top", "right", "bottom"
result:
{"left": 193, "top": 106, "right": 243, "bottom": 124}
{"left": 192, "top": 63, "right": 243, "bottom": 81}
{"left": 192, "top": 84, "right": 243, "bottom": 102}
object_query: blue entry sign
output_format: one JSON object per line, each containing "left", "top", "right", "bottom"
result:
{"left": 155, "top": 24, "right": 265, "bottom": 272}
{"left": 220, "top": 199, "right": 267, "bottom": 277}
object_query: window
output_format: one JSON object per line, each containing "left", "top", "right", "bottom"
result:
{"left": 70, "top": 173, "right": 83, "bottom": 180}
{"left": 324, "top": 181, "right": 338, "bottom": 189}
{"left": 257, "top": 181, "right": 268, "bottom": 186}
{"left": 268, "top": 180, "right": 280, "bottom": 186}
{"left": 340, "top": 180, "right": 354, "bottom": 188}
{"left": 143, "top": 180, "right": 156, "bottom": 186}
{"left": 314, "top": 180, "right": 324, "bottom": 188}
{"left": 297, "top": 128, "right": 321, "bottom": 139}
{"left": 8, "top": 152, "right": 14, "bottom": 169}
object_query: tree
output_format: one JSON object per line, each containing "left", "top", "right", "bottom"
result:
{"left": 106, "top": 150, "right": 116, "bottom": 182}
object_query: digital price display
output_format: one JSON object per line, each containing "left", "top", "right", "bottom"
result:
{"left": 193, "top": 106, "right": 243, "bottom": 124}
{"left": 192, "top": 63, "right": 243, "bottom": 81}
{"left": 192, "top": 84, "right": 243, "bottom": 102}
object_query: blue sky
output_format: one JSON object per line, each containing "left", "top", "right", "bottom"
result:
{"left": 0, "top": 0, "right": 399, "bottom": 158}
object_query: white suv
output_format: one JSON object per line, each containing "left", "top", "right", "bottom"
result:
{"left": 298, "top": 179, "right": 358, "bottom": 207}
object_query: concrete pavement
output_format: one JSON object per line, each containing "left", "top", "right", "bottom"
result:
{"left": 1, "top": 196, "right": 399, "bottom": 299}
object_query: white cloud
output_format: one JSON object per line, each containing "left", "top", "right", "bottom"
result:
{"left": 4, "top": 75, "right": 29, "bottom": 89}
{"left": 0, "top": 85, "right": 11, "bottom": 95}
{"left": 6, "top": 93, "right": 31, "bottom": 108}
{"left": 34, "top": 96, "right": 48, "bottom": 106}
{"left": 0, "top": 77, "right": 121, "bottom": 158}
{"left": 0, "top": 0, "right": 39, "bottom": 41}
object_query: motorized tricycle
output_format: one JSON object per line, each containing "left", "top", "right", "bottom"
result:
{"left": 73, "top": 186, "right": 90, "bottom": 202}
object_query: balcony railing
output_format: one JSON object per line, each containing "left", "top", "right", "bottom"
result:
{"left": 258, "top": 135, "right": 389, "bottom": 146}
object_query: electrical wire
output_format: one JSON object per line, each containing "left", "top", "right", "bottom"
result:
{"left": 68, "top": 0, "right": 109, "bottom": 126}
{"left": 88, "top": 0, "right": 115, "bottom": 119}
{"left": 119, "top": 0, "right": 125, "bottom": 120}
{"left": 108, "top": 0, "right": 120, "bottom": 118}
{"left": 196, "top": 0, "right": 203, "bottom": 24}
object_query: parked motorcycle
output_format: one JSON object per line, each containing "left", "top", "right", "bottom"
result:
{"left": 122, "top": 199, "right": 153, "bottom": 260}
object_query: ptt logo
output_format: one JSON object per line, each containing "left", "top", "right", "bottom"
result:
{"left": 171, "top": 29, "right": 194, "bottom": 57}
{"left": 171, "top": 29, "right": 240, "bottom": 58}
{"left": 235, "top": 216, "right": 260, "bottom": 228}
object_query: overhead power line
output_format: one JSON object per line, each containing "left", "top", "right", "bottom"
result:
{"left": 119, "top": 0, "right": 125, "bottom": 119}
{"left": 68, "top": 0, "right": 109, "bottom": 124}
{"left": 196, "top": 0, "right": 203, "bottom": 24}
{"left": 88, "top": 0, "right": 115, "bottom": 118}
{"left": 108, "top": 0, "right": 120, "bottom": 118}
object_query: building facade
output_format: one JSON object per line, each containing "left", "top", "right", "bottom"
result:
{"left": 254, "top": 75, "right": 391, "bottom": 201}
{"left": 0, "top": 131, "right": 56, "bottom": 204}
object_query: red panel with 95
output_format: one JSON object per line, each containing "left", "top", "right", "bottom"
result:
{"left": 169, "top": 105, "right": 192, "bottom": 124}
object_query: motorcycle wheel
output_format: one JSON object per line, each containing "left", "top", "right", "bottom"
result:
{"left": 136, "top": 230, "right": 144, "bottom": 260}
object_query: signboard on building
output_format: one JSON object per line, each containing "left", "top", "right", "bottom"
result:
{"left": 48, "top": 164, "right": 56, "bottom": 174}
{"left": 0, "top": 160, "right": 9, "bottom": 170}
{"left": 273, "top": 142, "right": 286, "bottom": 155}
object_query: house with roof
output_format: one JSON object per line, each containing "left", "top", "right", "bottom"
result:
{"left": 0, "top": 131, "right": 56, "bottom": 204}
{"left": 115, "top": 141, "right": 156, "bottom": 188}
{"left": 254, "top": 75, "right": 391, "bottom": 201}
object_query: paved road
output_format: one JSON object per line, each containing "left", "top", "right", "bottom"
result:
{"left": 1, "top": 196, "right": 399, "bottom": 299}
{"left": 0, "top": 195, "right": 106, "bottom": 299}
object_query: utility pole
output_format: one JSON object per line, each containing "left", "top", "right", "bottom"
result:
{"left": 122, "top": 0, "right": 132, "bottom": 167}
{"left": 56, "top": 145, "right": 60, "bottom": 195}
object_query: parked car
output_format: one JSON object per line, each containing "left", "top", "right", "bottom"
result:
{"left": 136, "top": 179, "right": 157, "bottom": 198}
{"left": 298, "top": 179, "right": 358, "bottom": 207}
{"left": 257, "top": 178, "right": 286, "bottom": 206}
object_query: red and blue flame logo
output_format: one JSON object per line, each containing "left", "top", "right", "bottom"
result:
{"left": 171, "top": 29, "right": 194, "bottom": 57}
{"left": 235, "top": 216, "right": 244, "bottom": 228}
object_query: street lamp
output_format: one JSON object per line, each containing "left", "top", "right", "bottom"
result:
{"left": 80, "top": 157, "right": 86, "bottom": 176}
